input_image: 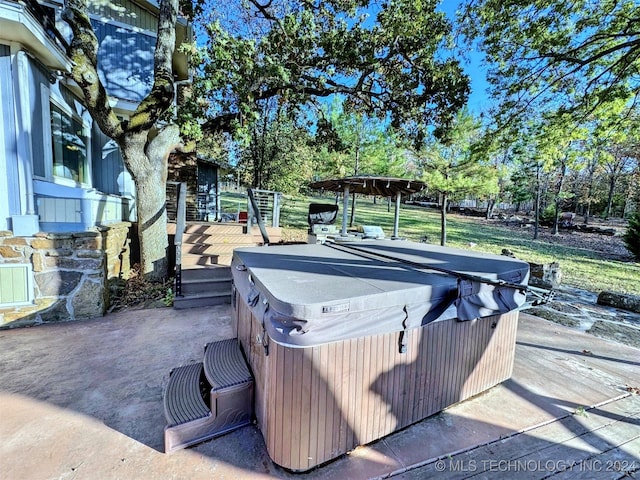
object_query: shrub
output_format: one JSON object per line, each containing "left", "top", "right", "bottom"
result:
{"left": 540, "top": 205, "right": 557, "bottom": 224}
{"left": 623, "top": 212, "right": 640, "bottom": 261}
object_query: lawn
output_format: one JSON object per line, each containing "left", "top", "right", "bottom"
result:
{"left": 274, "top": 193, "right": 640, "bottom": 296}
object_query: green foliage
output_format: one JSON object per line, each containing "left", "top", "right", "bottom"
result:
{"left": 189, "top": 0, "right": 469, "bottom": 142}
{"left": 419, "top": 109, "right": 499, "bottom": 200}
{"left": 316, "top": 99, "right": 409, "bottom": 179}
{"left": 540, "top": 205, "right": 558, "bottom": 224}
{"left": 460, "top": 0, "right": 640, "bottom": 134}
{"left": 237, "top": 100, "right": 315, "bottom": 194}
{"left": 163, "top": 288, "right": 175, "bottom": 307}
{"left": 623, "top": 212, "right": 640, "bottom": 261}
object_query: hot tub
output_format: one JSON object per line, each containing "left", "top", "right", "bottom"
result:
{"left": 231, "top": 240, "right": 529, "bottom": 471}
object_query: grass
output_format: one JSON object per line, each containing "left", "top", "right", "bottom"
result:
{"left": 220, "top": 191, "right": 640, "bottom": 295}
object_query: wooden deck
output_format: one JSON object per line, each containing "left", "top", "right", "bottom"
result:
{"left": 376, "top": 312, "right": 640, "bottom": 479}
{"left": 394, "top": 395, "right": 640, "bottom": 479}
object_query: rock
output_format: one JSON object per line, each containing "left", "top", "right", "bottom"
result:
{"left": 35, "top": 271, "right": 83, "bottom": 296}
{"left": 72, "top": 278, "right": 107, "bottom": 319}
{"left": 527, "top": 307, "right": 580, "bottom": 328}
{"left": 529, "top": 262, "right": 562, "bottom": 289}
{"left": 597, "top": 291, "right": 640, "bottom": 314}
{"left": 587, "top": 320, "right": 640, "bottom": 349}
{"left": 560, "top": 212, "right": 576, "bottom": 227}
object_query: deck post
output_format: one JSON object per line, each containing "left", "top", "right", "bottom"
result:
{"left": 174, "top": 182, "right": 187, "bottom": 297}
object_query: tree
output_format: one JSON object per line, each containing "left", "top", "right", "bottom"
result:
{"left": 238, "top": 99, "right": 315, "bottom": 194}
{"left": 62, "top": 0, "right": 181, "bottom": 281}
{"left": 534, "top": 113, "right": 587, "bottom": 234}
{"left": 419, "top": 110, "right": 499, "bottom": 246}
{"left": 460, "top": 0, "right": 640, "bottom": 131}
{"left": 623, "top": 212, "right": 640, "bottom": 261}
{"left": 189, "top": 0, "right": 469, "bottom": 144}
{"left": 318, "top": 100, "right": 409, "bottom": 223}
{"left": 602, "top": 145, "right": 637, "bottom": 219}
{"left": 64, "top": 0, "right": 470, "bottom": 280}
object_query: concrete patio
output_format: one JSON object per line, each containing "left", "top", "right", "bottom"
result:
{"left": 0, "top": 305, "right": 638, "bottom": 479}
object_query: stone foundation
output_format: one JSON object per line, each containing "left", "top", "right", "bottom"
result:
{"left": 0, "top": 223, "right": 132, "bottom": 328}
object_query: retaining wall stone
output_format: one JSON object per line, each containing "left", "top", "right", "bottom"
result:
{"left": 0, "top": 222, "right": 132, "bottom": 328}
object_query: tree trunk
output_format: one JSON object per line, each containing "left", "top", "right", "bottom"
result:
{"left": 440, "top": 194, "right": 448, "bottom": 246}
{"left": 63, "top": 0, "right": 179, "bottom": 281}
{"left": 534, "top": 164, "right": 541, "bottom": 240}
{"left": 121, "top": 126, "right": 180, "bottom": 281}
{"left": 551, "top": 162, "right": 567, "bottom": 235}
{"left": 584, "top": 178, "right": 594, "bottom": 225}
{"left": 486, "top": 197, "right": 496, "bottom": 219}
{"left": 605, "top": 174, "right": 616, "bottom": 220}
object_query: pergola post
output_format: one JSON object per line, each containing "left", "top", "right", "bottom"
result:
{"left": 392, "top": 191, "right": 401, "bottom": 239}
{"left": 341, "top": 184, "right": 350, "bottom": 236}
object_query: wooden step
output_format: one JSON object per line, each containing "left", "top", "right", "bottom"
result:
{"left": 180, "top": 265, "right": 231, "bottom": 280}
{"left": 180, "top": 251, "right": 220, "bottom": 265}
{"left": 183, "top": 223, "right": 247, "bottom": 236}
{"left": 173, "top": 291, "right": 231, "bottom": 309}
{"left": 174, "top": 266, "right": 233, "bottom": 307}
{"left": 163, "top": 340, "right": 254, "bottom": 453}
{"left": 183, "top": 243, "right": 251, "bottom": 256}
{"left": 181, "top": 275, "right": 232, "bottom": 296}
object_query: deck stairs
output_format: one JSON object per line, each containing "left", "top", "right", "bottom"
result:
{"left": 163, "top": 337, "right": 254, "bottom": 453}
{"left": 169, "top": 222, "right": 281, "bottom": 309}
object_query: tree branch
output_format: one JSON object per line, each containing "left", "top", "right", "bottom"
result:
{"left": 62, "top": 0, "right": 122, "bottom": 139}
{"left": 129, "top": 0, "right": 177, "bottom": 133}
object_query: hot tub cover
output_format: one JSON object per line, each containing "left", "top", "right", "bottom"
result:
{"left": 231, "top": 241, "right": 529, "bottom": 348}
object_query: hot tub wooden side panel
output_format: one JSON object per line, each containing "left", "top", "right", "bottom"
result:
{"left": 235, "top": 298, "right": 518, "bottom": 472}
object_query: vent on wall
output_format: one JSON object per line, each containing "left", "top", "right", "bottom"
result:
{"left": 0, "top": 264, "right": 33, "bottom": 306}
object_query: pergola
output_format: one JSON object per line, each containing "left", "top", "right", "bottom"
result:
{"left": 308, "top": 175, "right": 426, "bottom": 238}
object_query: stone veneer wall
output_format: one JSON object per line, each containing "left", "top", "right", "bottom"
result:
{"left": 0, "top": 222, "right": 131, "bottom": 328}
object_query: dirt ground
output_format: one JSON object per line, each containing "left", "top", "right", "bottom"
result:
{"left": 484, "top": 216, "right": 633, "bottom": 262}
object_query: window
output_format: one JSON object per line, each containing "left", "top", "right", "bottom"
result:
{"left": 50, "top": 102, "right": 88, "bottom": 184}
{"left": 0, "top": 264, "right": 33, "bottom": 306}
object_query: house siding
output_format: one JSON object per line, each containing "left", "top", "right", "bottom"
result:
{"left": 29, "top": 61, "right": 49, "bottom": 179}
{"left": 92, "top": 20, "right": 156, "bottom": 102}
{"left": 88, "top": 0, "right": 158, "bottom": 32}
{"left": 91, "top": 124, "right": 125, "bottom": 195}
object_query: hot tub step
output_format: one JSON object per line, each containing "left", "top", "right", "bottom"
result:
{"left": 203, "top": 339, "right": 254, "bottom": 435}
{"left": 163, "top": 362, "right": 215, "bottom": 452}
{"left": 163, "top": 340, "right": 254, "bottom": 453}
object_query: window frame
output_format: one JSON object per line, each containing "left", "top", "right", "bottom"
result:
{"left": 41, "top": 84, "right": 92, "bottom": 187}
